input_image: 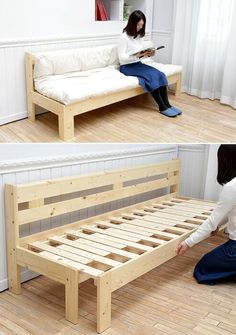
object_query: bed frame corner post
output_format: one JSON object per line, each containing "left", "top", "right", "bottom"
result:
{"left": 175, "top": 73, "right": 182, "bottom": 96}
{"left": 5, "top": 184, "right": 22, "bottom": 294}
{"left": 65, "top": 268, "right": 79, "bottom": 324}
{"left": 25, "top": 53, "right": 36, "bottom": 122}
{"left": 58, "top": 107, "right": 75, "bottom": 141}
{"left": 97, "top": 273, "right": 112, "bottom": 333}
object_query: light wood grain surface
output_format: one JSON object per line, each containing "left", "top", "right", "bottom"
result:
{"left": 1, "top": 234, "right": 236, "bottom": 335}
{"left": 0, "top": 93, "right": 235, "bottom": 143}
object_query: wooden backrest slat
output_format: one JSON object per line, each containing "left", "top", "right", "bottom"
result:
{"left": 5, "top": 160, "right": 180, "bottom": 231}
{"left": 17, "top": 174, "right": 179, "bottom": 226}
{"left": 15, "top": 160, "right": 179, "bottom": 203}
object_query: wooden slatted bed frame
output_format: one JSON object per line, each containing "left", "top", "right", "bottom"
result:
{"left": 5, "top": 159, "right": 216, "bottom": 333}
{"left": 25, "top": 53, "right": 182, "bottom": 141}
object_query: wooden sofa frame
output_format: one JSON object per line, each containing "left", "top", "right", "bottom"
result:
{"left": 25, "top": 53, "right": 182, "bottom": 141}
{"left": 5, "top": 159, "right": 215, "bottom": 333}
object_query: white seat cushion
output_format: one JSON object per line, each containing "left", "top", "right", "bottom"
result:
{"left": 34, "top": 58, "right": 182, "bottom": 105}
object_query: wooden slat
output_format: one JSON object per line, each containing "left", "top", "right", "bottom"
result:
{"left": 67, "top": 231, "right": 129, "bottom": 249}
{"left": 49, "top": 235, "right": 110, "bottom": 256}
{"left": 56, "top": 244, "right": 121, "bottom": 267}
{"left": 62, "top": 237, "right": 138, "bottom": 259}
{"left": 146, "top": 204, "right": 212, "bottom": 215}
{"left": 30, "top": 241, "right": 94, "bottom": 265}
{"left": 30, "top": 241, "right": 122, "bottom": 268}
{"left": 48, "top": 236, "right": 137, "bottom": 259}
{"left": 28, "top": 242, "right": 104, "bottom": 277}
{"left": 98, "top": 221, "right": 178, "bottom": 239}
{"left": 95, "top": 221, "right": 176, "bottom": 241}
{"left": 174, "top": 197, "right": 216, "bottom": 207}
{"left": 68, "top": 230, "right": 152, "bottom": 252}
{"left": 147, "top": 207, "right": 210, "bottom": 219}
{"left": 162, "top": 200, "right": 215, "bottom": 211}
{"left": 16, "top": 160, "right": 180, "bottom": 203}
{"left": 120, "top": 213, "right": 199, "bottom": 229}
{"left": 109, "top": 216, "right": 190, "bottom": 234}
{"left": 81, "top": 226, "right": 164, "bottom": 246}
{"left": 133, "top": 210, "right": 205, "bottom": 224}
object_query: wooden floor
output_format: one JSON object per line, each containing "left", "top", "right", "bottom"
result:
{"left": 0, "top": 93, "right": 236, "bottom": 143}
{"left": 1, "top": 234, "right": 236, "bottom": 335}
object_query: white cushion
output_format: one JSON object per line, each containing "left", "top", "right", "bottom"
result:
{"left": 34, "top": 44, "right": 119, "bottom": 79}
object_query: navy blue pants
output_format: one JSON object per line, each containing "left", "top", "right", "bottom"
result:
{"left": 120, "top": 62, "right": 168, "bottom": 92}
{"left": 194, "top": 240, "right": 236, "bottom": 285}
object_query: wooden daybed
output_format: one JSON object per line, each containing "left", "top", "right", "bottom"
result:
{"left": 25, "top": 52, "right": 182, "bottom": 141}
{"left": 5, "top": 159, "right": 215, "bottom": 333}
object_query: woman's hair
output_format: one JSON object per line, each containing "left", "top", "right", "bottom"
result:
{"left": 217, "top": 144, "right": 236, "bottom": 185}
{"left": 123, "top": 10, "right": 146, "bottom": 38}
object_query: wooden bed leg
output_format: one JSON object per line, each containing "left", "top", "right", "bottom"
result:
{"left": 25, "top": 53, "right": 36, "bottom": 122}
{"left": 5, "top": 184, "right": 22, "bottom": 294}
{"left": 28, "top": 99, "right": 36, "bottom": 122}
{"left": 174, "top": 74, "right": 182, "bottom": 96}
{"left": 97, "top": 274, "right": 111, "bottom": 333}
{"left": 58, "top": 109, "right": 74, "bottom": 141}
{"left": 65, "top": 269, "right": 79, "bottom": 324}
{"left": 8, "top": 264, "right": 22, "bottom": 294}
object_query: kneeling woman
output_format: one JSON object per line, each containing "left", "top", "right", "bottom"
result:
{"left": 118, "top": 10, "right": 182, "bottom": 118}
{"left": 177, "top": 145, "right": 236, "bottom": 285}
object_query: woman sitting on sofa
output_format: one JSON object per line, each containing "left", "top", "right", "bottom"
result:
{"left": 118, "top": 10, "right": 182, "bottom": 118}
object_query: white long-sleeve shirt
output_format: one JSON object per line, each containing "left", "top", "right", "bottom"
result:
{"left": 185, "top": 177, "right": 236, "bottom": 247}
{"left": 118, "top": 32, "right": 145, "bottom": 65}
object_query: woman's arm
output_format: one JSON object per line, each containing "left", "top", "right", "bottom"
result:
{"left": 176, "top": 184, "right": 236, "bottom": 255}
{"left": 118, "top": 35, "right": 136, "bottom": 64}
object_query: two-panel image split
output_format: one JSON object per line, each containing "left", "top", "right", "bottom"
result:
{"left": 1, "top": 1, "right": 236, "bottom": 334}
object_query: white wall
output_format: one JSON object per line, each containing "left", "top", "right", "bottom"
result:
{"left": 178, "top": 144, "right": 209, "bottom": 199}
{"left": 0, "top": 0, "right": 119, "bottom": 39}
{"left": 204, "top": 144, "right": 221, "bottom": 201}
{"left": 152, "top": 0, "right": 175, "bottom": 63}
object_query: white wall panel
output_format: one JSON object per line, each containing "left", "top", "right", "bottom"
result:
{"left": 152, "top": 0, "right": 175, "bottom": 63}
{"left": 178, "top": 144, "right": 209, "bottom": 199}
{"left": 204, "top": 144, "right": 221, "bottom": 201}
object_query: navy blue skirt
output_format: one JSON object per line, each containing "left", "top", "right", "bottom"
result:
{"left": 119, "top": 62, "right": 168, "bottom": 92}
{"left": 194, "top": 239, "right": 236, "bottom": 285}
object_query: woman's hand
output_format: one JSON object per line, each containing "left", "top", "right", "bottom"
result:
{"left": 147, "top": 50, "right": 155, "bottom": 57}
{"left": 211, "top": 227, "right": 219, "bottom": 236}
{"left": 137, "top": 50, "right": 155, "bottom": 58}
{"left": 137, "top": 51, "right": 149, "bottom": 58}
{"left": 176, "top": 241, "right": 189, "bottom": 256}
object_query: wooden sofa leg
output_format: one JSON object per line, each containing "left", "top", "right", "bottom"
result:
{"left": 174, "top": 74, "right": 182, "bottom": 96}
{"left": 5, "top": 184, "right": 22, "bottom": 294}
{"left": 58, "top": 109, "right": 74, "bottom": 141}
{"left": 65, "top": 269, "right": 79, "bottom": 324}
{"left": 8, "top": 264, "right": 22, "bottom": 294}
{"left": 97, "top": 274, "right": 111, "bottom": 333}
{"left": 27, "top": 97, "right": 36, "bottom": 122}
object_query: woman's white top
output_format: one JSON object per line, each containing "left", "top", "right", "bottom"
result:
{"left": 185, "top": 177, "right": 236, "bottom": 247}
{"left": 118, "top": 32, "right": 145, "bottom": 65}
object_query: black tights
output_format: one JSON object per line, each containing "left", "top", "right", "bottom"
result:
{"left": 151, "top": 86, "right": 172, "bottom": 111}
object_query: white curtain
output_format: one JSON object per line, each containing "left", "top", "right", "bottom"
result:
{"left": 172, "top": 0, "right": 236, "bottom": 108}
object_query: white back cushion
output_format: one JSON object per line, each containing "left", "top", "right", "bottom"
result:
{"left": 34, "top": 44, "right": 119, "bottom": 79}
